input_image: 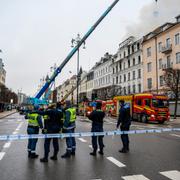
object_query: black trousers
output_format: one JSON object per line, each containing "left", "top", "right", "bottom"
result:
{"left": 91, "top": 125, "right": 104, "bottom": 151}
{"left": 44, "top": 126, "right": 60, "bottom": 158}
{"left": 120, "top": 126, "right": 130, "bottom": 150}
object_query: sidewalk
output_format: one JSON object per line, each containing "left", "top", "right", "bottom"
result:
{"left": 0, "top": 110, "right": 16, "bottom": 119}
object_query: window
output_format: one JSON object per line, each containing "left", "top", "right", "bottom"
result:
{"left": 147, "top": 78, "right": 152, "bottom": 89}
{"left": 132, "top": 45, "right": 134, "bottom": 53}
{"left": 133, "top": 58, "right": 135, "bottom": 66}
{"left": 158, "top": 42, "right": 162, "bottom": 52}
{"left": 166, "top": 38, "right": 171, "bottom": 47}
{"left": 147, "top": 47, "right": 151, "bottom": 57}
{"left": 159, "top": 76, "right": 164, "bottom": 86}
{"left": 119, "top": 62, "right": 122, "bottom": 70}
{"left": 119, "top": 75, "right": 122, "bottom": 83}
{"left": 145, "top": 99, "right": 151, "bottom": 107}
{"left": 133, "top": 71, "right": 136, "bottom": 80}
{"left": 147, "top": 62, "right": 152, "bottom": 72}
{"left": 123, "top": 87, "right": 126, "bottom": 95}
{"left": 124, "top": 74, "right": 126, "bottom": 82}
{"left": 123, "top": 62, "right": 126, "bottom": 69}
{"left": 124, "top": 51, "right": 126, "bottom": 58}
{"left": 128, "top": 72, "right": 130, "bottom": 81}
{"left": 128, "top": 59, "right": 130, "bottom": 68}
{"left": 138, "top": 84, "right": 141, "bottom": 93}
{"left": 167, "top": 55, "right": 171, "bottom": 68}
{"left": 136, "top": 99, "right": 142, "bottom": 106}
{"left": 116, "top": 76, "right": 118, "bottom": 84}
{"left": 175, "top": 33, "right": 179, "bottom": 45}
{"left": 116, "top": 65, "right": 118, "bottom": 73}
{"left": 113, "top": 68, "right": 115, "bottom": 74}
{"left": 137, "top": 43, "right": 140, "bottom": 50}
{"left": 159, "top": 59, "right": 162, "bottom": 69}
{"left": 176, "top": 52, "right": 180, "bottom": 64}
{"left": 138, "top": 56, "right": 141, "bottom": 64}
{"left": 133, "top": 85, "right": 136, "bottom": 93}
{"left": 128, "top": 85, "right": 131, "bottom": 94}
{"left": 138, "top": 69, "right": 141, "bottom": 78}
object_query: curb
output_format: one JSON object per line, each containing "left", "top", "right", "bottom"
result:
{"left": 0, "top": 111, "right": 17, "bottom": 119}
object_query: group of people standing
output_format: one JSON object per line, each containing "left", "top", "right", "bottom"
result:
{"left": 25, "top": 100, "right": 76, "bottom": 162}
{"left": 25, "top": 99, "right": 131, "bottom": 162}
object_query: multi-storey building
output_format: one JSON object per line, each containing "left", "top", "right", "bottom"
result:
{"left": 112, "top": 36, "right": 143, "bottom": 95}
{"left": 0, "top": 58, "right": 6, "bottom": 85}
{"left": 142, "top": 15, "right": 180, "bottom": 93}
{"left": 86, "top": 70, "right": 94, "bottom": 101}
{"left": 93, "top": 52, "right": 113, "bottom": 100}
{"left": 56, "top": 75, "right": 76, "bottom": 103}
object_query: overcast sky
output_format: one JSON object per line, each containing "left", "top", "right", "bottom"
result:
{"left": 0, "top": 0, "right": 179, "bottom": 96}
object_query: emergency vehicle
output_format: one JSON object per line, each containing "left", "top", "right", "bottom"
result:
{"left": 114, "top": 93, "right": 170, "bottom": 124}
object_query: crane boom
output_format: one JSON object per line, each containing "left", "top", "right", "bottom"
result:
{"left": 35, "top": 0, "right": 119, "bottom": 99}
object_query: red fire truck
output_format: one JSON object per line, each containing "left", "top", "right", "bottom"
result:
{"left": 114, "top": 93, "right": 170, "bottom": 124}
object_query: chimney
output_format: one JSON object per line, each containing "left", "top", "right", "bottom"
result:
{"left": 175, "top": 14, "right": 180, "bottom": 23}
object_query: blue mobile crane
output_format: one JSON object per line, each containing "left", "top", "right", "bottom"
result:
{"left": 31, "top": 0, "right": 120, "bottom": 103}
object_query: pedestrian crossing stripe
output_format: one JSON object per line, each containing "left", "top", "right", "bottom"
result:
{"left": 0, "top": 128, "right": 179, "bottom": 141}
{"left": 160, "top": 170, "right": 180, "bottom": 180}
{"left": 122, "top": 175, "right": 150, "bottom": 180}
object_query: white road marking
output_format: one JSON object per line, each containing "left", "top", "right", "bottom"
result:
{"left": 89, "top": 145, "right": 93, "bottom": 149}
{"left": 0, "top": 152, "right": 5, "bottom": 160}
{"left": 170, "top": 134, "right": 180, "bottom": 138}
{"left": 106, "top": 157, "right": 126, "bottom": 168}
{"left": 160, "top": 170, "right": 180, "bottom": 180}
{"left": 122, "top": 175, "right": 150, "bottom": 180}
{"left": 78, "top": 138, "right": 87, "bottom": 143}
{"left": 12, "top": 131, "right": 18, "bottom": 135}
{"left": 3, "top": 142, "right": 11, "bottom": 148}
{"left": 17, "top": 120, "right": 22, "bottom": 122}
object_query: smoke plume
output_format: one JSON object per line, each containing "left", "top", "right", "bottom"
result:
{"left": 125, "top": 0, "right": 180, "bottom": 39}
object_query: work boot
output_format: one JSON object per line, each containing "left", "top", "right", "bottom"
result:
{"left": 28, "top": 151, "right": 31, "bottom": 158}
{"left": 61, "top": 151, "right": 71, "bottom": 158}
{"left": 30, "top": 153, "right": 39, "bottom": 159}
{"left": 90, "top": 150, "right": 97, "bottom": 156}
{"left": 40, "top": 157, "right": 48, "bottom": 162}
{"left": 50, "top": 155, "right": 57, "bottom": 160}
{"left": 98, "top": 149, "right": 104, "bottom": 155}
{"left": 119, "top": 148, "right": 128, "bottom": 153}
{"left": 71, "top": 151, "right": 75, "bottom": 156}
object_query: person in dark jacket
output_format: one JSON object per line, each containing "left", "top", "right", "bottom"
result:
{"left": 35, "top": 103, "right": 63, "bottom": 162}
{"left": 88, "top": 102, "right": 105, "bottom": 156}
{"left": 116, "top": 100, "right": 131, "bottom": 153}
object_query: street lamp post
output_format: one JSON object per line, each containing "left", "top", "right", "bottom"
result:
{"left": 71, "top": 33, "right": 85, "bottom": 113}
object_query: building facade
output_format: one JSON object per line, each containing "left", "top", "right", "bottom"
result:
{"left": 93, "top": 53, "right": 113, "bottom": 100}
{"left": 0, "top": 58, "right": 6, "bottom": 85}
{"left": 56, "top": 75, "right": 77, "bottom": 103}
{"left": 142, "top": 15, "right": 180, "bottom": 93}
{"left": 112, "top": 36, "right": 143, "bottom": 95}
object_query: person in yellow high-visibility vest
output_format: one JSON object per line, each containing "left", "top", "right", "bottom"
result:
{"left": 25, "top": 105, "right": 43, "bottom": 158}
{"left": 61, "top": 100, "right": 76, "bottom": 158}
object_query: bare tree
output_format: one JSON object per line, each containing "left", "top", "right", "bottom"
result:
{"left": 163, "top": 68, "right": 180, "bottom": 119}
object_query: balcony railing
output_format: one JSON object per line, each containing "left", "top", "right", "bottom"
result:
{"left": 161, "top": 44, "right": 172, "bottom": 54}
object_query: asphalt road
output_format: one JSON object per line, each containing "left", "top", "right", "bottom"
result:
{"left": 0, "top": 113, "right": 180, "bottom": 180}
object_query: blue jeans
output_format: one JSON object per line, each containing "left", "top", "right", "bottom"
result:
{"left": 27, "top": 126, "right": 39, "bottom": 153}
{"left": 65, "top": 128, "right": 76, "bottom": 152}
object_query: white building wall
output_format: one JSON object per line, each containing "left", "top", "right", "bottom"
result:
{"left": 112, "top": 37, "right": 143, "bottom": 95}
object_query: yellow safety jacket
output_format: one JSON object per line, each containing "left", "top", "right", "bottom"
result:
{"left": 28, "top": 113, "right": 39, "bottom": 127}
{"left": 66, "top": 107, "right": 76, "bottom": 123}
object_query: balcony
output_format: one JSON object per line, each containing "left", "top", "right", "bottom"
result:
{"left": 161, "top": 44, "right": 172, "bottom": 54}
